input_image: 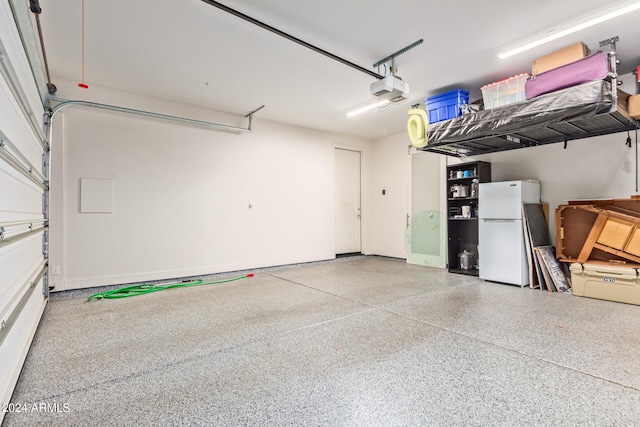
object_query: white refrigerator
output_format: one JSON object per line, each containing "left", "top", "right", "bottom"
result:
{"left": 478, "top": 180, "right": 540, "bottom": 286}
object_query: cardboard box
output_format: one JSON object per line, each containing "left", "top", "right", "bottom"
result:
{"left": 629, "top": 94, "right": 640, "bottom": 119}
{"left": 570, "top": 262, "right": 640, "bottom": 305}
{"left": 532, "top": 42, "right": 591, "bottom": 76}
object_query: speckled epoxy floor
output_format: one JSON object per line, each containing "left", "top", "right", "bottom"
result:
{"left": 4, "top": 256, "right": 640, "bottom": 426}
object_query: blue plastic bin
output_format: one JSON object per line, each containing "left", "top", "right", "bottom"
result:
{"left": 425, "top": 90, "right": 469, "bottom": 123}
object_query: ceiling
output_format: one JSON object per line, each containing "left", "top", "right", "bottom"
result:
{"left": 37, "top": 0, "right": 640, "bottom": 139}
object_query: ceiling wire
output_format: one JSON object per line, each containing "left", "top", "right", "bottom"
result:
{"left": 78, "top": 0, "right": 88, "bottom": 89}
{"left": 200, "top": 0, "right": 384, "bottom": 80}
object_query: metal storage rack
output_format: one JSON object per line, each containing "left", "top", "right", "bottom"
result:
{"left": 420, "top": 37, "right": 638, "bottom": 158}
{"left": 421, "top": 97, "right": 636, "bottom": 157}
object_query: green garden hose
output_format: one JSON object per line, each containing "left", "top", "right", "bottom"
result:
{"left": 87, "top": 273, "right": 254, "bottom": 301}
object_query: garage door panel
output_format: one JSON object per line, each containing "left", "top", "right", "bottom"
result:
{"left": 0, "top": 73, "right": 45, "bottom": 169}
{"left": 0, "top": 271, "right": 46, "bottom": 409}
{"left": 0, "top": 1, "right": 45, "bottom": 130}
{"left": 0, "top": 232, "right": 44, "bottom": 312}
{"left": 0, "top": 159, "right": 44, "bottom": 223}
{"left": 0, "top": 258, "right": 45, "bottom": 346}
{"left": 0, "top": 1, "right": 47, "bottom": 418}
{"left": 1, "top": 220, "right": 45, "bottom": 240}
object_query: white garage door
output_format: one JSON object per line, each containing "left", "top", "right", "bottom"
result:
{"left": 0, "top": 1, "right": 48, "bottom": 418}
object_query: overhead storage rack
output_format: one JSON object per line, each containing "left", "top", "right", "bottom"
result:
{"left": 420, "top": 79, "right": 638, "bottom": 157}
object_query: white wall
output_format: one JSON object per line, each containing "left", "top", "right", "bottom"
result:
{"left": 51, "top": 81, "right": 630, "bottom": 289}
{"left": 49, "top": 80, "right": 374, "bottom": 290}
{"left": 369, "top": 133, "right": 410, "bottom": 258}
{"left": 448, "top": 131, "right": 638, "bottom": 243}
{"left": 368, "top": 133, "right": 447, "bottom": 260}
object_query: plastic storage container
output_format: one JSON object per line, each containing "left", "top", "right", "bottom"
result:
{"left": 570, "top": 262, "right": 640, "bottom": 305}
{"left": 425, "top": 90, "right": 469, "bottom": 123}
{"left": 481, "top": 73, "right": 530, "bottom": 109}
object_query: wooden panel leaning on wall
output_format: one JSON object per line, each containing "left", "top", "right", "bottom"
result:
{"left": 555, "top": 196, "right": 640, "bottom": 267}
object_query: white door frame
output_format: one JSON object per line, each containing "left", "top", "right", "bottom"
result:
{"left": 334, "top": 148, "right": 362, "bottom": 255}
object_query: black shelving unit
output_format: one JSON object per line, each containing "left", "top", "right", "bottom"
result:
{"left": 446, "top": 161, "right": 491, "bottom": 276}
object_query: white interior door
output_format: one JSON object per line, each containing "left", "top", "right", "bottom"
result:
{"left": 335, "top": 148, "right": 361, "bottom": 254}
{"left": 0, "top": 2, "right": 48, "bottom": 419}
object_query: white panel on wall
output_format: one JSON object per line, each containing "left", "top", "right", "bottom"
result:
{"left": 80, "top": 178, "right": 113, "bottom": 213}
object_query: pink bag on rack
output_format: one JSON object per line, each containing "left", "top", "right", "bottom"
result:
{"left": 525, "top": 51, "right": 610, "bottom": 99}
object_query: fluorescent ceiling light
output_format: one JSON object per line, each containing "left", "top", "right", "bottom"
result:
{"left": 497, "top": 0, "right": 640, "bottom": 59}
{"left": 346, "top": 100, "right": 390, "bottom": 117}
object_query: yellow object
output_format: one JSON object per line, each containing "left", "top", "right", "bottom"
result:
{"left": 407, "top": 109, "right": 428, "bottom": 148}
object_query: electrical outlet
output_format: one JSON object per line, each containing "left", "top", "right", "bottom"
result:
{"left": 51, "top": 265, "right": 61, "bottom": 276}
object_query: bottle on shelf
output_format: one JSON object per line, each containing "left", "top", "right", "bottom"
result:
{"left": 470, "top": 179, "right": 479, "bottom": 198}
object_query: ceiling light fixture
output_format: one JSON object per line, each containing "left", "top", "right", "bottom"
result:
{"left": 346, "top": 100, "right": 390, "bottom": 118}
{"left": 497, "top": 0, "right": 640, "bottom": 59}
